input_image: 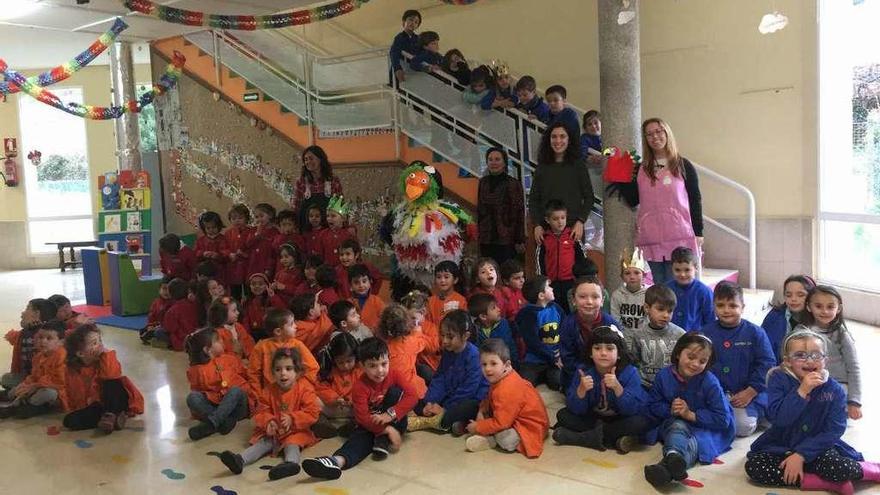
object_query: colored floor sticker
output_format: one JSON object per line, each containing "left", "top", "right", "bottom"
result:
{"left": 111, "top": 455, "right": 130, "bottom": 464}
{"left": 681, "top": 478, "right": 704, "bottom": 488}
{"left": 47, "top": 425, "right": 60, "bottom": 435}
{"left": 74, "top": 440, "right": 93, "bottom": 448}
{"left": 314, "top": 488, "right": 350, "bottom": 495}
{"left": 161, "top": 468, "right": 186, "bottom": 480}
{"left": 582, "top": 457, "right": 619, "bottom": 469}
{"left": 210, "top": 486, "right": 237, "bottom": 495}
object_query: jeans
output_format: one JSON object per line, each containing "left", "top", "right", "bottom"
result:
{"left": 659, "top": 419, "right": 699, "bottom": 468}
{"left": 186, "top": 387, "right": 249, "bottom": 428}
{"left": 63, "top": 379, "right": 130, "bottom": 430}
{"left": 648, "top": 261, "right": 674, "bottom": 286}
{"left": 334, "top": 386, "right": 406, "bottom": 469}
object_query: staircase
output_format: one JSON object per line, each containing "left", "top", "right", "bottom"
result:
{"left": 152, "top": 29, "right": 773, "bottom": 318}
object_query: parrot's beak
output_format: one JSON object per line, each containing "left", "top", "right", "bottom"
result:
{"left": 406, "top": 183, "right": 425, "bottom": 200}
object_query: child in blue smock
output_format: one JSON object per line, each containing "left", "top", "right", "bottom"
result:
{"left": 462, "top": 66, "right": 496, "bottom": 110}
{"left": 642, "top": 332, "right": 735, "bottom": 488}
{"left": 552, "top": 325, "right": 649, "bottom": 453}
{"left": 700, "top": 281, "right": 775, "bottom": 437}
{"left": 667, "top": 247, "right": 715, "bottom": 331}
{"left": 559, "top": 276, "right": 621, "bottom": 391}
{"left": 389, "top": 10, "right": 421, "bottom": 82}
{"left": 408, "top": 310, "right": 488, "bottom": 435}
{"left": 761, "top": 275, "right": 815, "bottom": 364}
{"left": 746, "top": 330, "right": 880, "bottom": 494}
{"left": 469, "top": 293, "right": 517, "bottom": 369}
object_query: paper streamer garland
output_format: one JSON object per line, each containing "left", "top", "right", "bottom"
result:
{"left": 0, "top": 18, "right": 128, "bottom": 95}
{"left": 122, "top": 0, "right": 370, "bottom": 30}
{"left": 0, "top": 52, "right": 186, "bottom": 120}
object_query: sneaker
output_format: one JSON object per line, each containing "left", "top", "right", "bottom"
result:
{"left": 0, "top": 389, "right": 10, "bottom": 402}
{"left": 465, "top": 434, "right": 497, "bottom": 452}
{"left": 302, "top": 456, "right": 342, "bottom": 480}
{"left": 114, "top": 413, "right": 128, "bottom": 431}
{"left": 336, "top": 420, "right": 356, "bottom": 438}
{"left": 663, "top": 451, "right": 688, "bottom": 481}
{"left": 219, "top": 451, "right": 244, "bottom": 475}
{"left": 98, "top": 412, "right": 117, "bottom": 434}
{"left": 0, "top": 405, "right": 16, "bottom": 419}
{"left": 450, "top": 421, "right": 466, "bottom": 437}
{"left": 139, "top": 328, "right": 155, "bottom": 345}
{"left": 311, "top": 419, "right": 338, "bottom": 439}
{"left": 372, "top": 435, "right": 391, "bottom": 460}
{"left": 217, "top": 416, "right": 236, "bottom": 435}
{"left": 615, "top": 435, "right": 638, "bottom": 455}
{"left": 188, "top": 421, "right": 217, "bottom": 441}
{"left": 268, "top": 461, "right": 301, "bottom": 480}
{"left": 644, "top": 462, "right": 672, "bottom": 487}
{"left": 14, "top": 403, "right": 52, "bottom": 419}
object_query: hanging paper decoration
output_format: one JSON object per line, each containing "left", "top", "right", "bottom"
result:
{"left": 0, "top": 18, "right": 128, "bottom": 95}
{"left": 0, "top": 52, "right": 186, "bottom": 120}
{"left": 122, "top": 0, "right": 371, "bottom": 30}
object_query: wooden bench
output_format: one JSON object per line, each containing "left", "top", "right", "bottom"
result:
{"left": 45, "top": 241, "right": 100, "bottom": 272}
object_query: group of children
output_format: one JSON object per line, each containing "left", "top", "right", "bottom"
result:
{"left": 390, "top": 9, "right": 604, "bottom": 159}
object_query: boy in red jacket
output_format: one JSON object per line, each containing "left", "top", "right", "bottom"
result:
{"left": 301, "top": 337, "right": 420, "bottom": 480}
{"left": 194, "top": 211, "right": 229, "bottom": 284}
{"left": 335, "top": 239, "right": 383, "bottom": 298}
{"left": 156, "top": 278, "right": 199, "bottom": 351}
{"left": 536, "top": 200, "right": 596, "bottom": 313}
{"left": 140, "top": 281, "right": 174, "bottom": 344}
{"left": 319, "top": 195, "right": 356, "bottom": 267}
{"left": 159, "top": 233, "right": 197, "bottom": 281}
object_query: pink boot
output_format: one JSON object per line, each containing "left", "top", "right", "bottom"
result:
{"left": 860, "top": 461, "right": 880, "bottom": 482}
{"left": 800, "top": 473, "right": 854, "bottom": 495}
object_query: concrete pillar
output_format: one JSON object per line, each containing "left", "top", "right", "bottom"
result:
{"left": 110, "top": 41, "right": 142, "bottom": 172}
{"left": 598, "top": 0, "right": 641, "bottom": 291}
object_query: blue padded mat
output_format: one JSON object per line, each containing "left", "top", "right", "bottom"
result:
{"left": 94, "top": 314, "right": 148, "bottom": 331}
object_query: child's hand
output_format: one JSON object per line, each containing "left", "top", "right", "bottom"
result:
{"left": 279, "top": 414, "right": 292, "bottom": 432}
{"left": 273, "top": 282, "right": 285, "bottom": 291}
{"left": 671, "top": 398, "right": 691, "bottom": 418}
{"left": 203, "top": 251, "right": 215, "bottom": 258}
{"left": 4, "top": 329, "right": 19, "bottom": 345}
{"left": 476, "top": 411, "right": 485, "bottom": 422}
{"left": 730, "top": 387, "right": 758, "bottom": 408}
{"left": 395, "top": 69, "right": 406, "bottom": 82}
{"left": 423, "top": 403, "right": 443, "bottom": 416}
{"left": 266, "top": 284, "right": 275, "bottom": 297}
{"left": 576, "top": 369, "right": 594, "bottom": 398}
{"left": 465, "top": 420, "right": 478, "bottom": 434}
{"left": 554, "top": 357, "right": 563, "bottom": 369}
{"left": 798, "top": 372, "right": 825, "bottom": 397}
{"left": 266, "top": 420, "right": 278, "bottom": 436}
{"left": 371, "top": 412, "right": 393, "bottom": 425}
{"left": 848, "top": 404, "right": 862, "bottom": 420}
{"left": 603, "top": 368, "right": 623, "bottom": 396}
{"left": 385, "top": 425, "right": 402, "bottom": 451}
{"left": 780, "top": 452, "right": 804, "bottom": 485}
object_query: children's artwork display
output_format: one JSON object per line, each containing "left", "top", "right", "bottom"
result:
{"left": 101, "top": 172, "right": 121, "bottom": 210}
{"left": 104, "top": 214, "right": 121, "bottom": 233}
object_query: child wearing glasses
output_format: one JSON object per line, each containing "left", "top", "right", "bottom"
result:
{"left": 746, "top": 330, "right": 879, "bottom": 494}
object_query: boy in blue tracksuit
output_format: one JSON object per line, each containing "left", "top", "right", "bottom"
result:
{"left": 514, "top": 275, "right": 564, "bottom": 391}
{"left": 469, "top": 293, "right": 517, "bottom": 369}
{"left": 642, "top": 333, "right": 735, "bottom": 488}
{"left": 389, "top": 9, "right": 421, "bottom": 82}
{"left": 545, "top": 85, "right": 581, "bottom": 139}
{"left": 558, "top": 277, "right": 621, "bottom": 390}
{"left": 514, "top": 76, "right": 550, "bottom": 123}
{"left": 409, "top": 310, "right": 488, "bottom": 434}
{"left": 409, "top": 31, "right": 443, "bottom": 73}
{"left": 700, "top": 281, "right": 775, "bottom": 438}
{"left": 666, "top": 247, "right": 715, "bottom": 331}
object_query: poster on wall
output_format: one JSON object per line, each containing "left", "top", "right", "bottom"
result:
{"left": 103, "top": 214, "right": 121, "bottom": 233}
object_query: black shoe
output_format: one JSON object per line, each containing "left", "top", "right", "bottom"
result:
{"left": 302, "top": 456, "right": 342, "bottom": 480}
{"left": 268, "top": 461, "right": 301, "bottom": 480}
{"left": 218, "top": 416, "right": 237, "bottom": 435}
{"left": 311, "top": 419, "right": 338, "bottom": 439}
{"left": 336, "top": 420, "right": 356, "bottom": 438}
{"left": 0, "top": 405, "right": 16, "bottom": 419}
{"left": 615, "top": 435, "right": 638, "bottom": 454}
{"left": 15, "top": 403, "right": 52, "bottom": 419}
{"left": 188, "top": 421, "right": 216, "bottom": 441}
{"left": 663, "top": 451, "right": 688, "bottom": 481}
{"left": 219, "top": 451, "right": 244, "bottom": 475}
{"left": 551, "top": 425, "right": 605, "bottom": 451}
{"left": 372, "top": 435, "right": 390, "bottom": 460}
{"left": 644, "top": 462, "right": 672, "bottom": 487}
{"left": 139, "top": 328, "right": 155, "bottom": 345}
{"left": 0, "top": 389, "right": 10, "bottom": 402}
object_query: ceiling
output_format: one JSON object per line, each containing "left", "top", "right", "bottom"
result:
{"left": 0, "top": 0, "right": 323, "bottom": 68}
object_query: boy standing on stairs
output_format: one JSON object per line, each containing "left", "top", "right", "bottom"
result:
{"left": 389, "top": 9, "right": 422, "bottom": 83}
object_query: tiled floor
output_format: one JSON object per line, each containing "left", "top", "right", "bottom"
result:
{"left": 1, "top": 268, "right": 879, "bottom": 494}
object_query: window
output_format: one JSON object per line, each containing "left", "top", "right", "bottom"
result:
{"left": 19, "top": 87, "right": 94, "bottom": 254}
{"left": 819, "top": 0, "right": 880, "bottom": 291}
{"left": 137, "top": 82, "right": 157, "bottom": 152}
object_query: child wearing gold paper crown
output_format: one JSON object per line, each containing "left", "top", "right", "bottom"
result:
{"left": 610, "top": 248, "right": 649, "bottom": 351}
{"left": 319, "top": 195, "right": 356, "bottom": 267}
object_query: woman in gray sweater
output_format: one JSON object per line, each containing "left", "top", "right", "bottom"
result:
{"left": 528, "top": 122, "right": 595, "bottom": 244}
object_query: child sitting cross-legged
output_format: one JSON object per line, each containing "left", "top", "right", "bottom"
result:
{"left": 141, "top": 281, "right": 173, "bottom": 344}
{"left": 468, "top": 293, "right": 517, "bottom": 370}
{"left": 248, "top": 308, "right": 319, "bottom": 396}
{"left": 185, "top": 328, "right": 252, "bottom": 441}
{"left": 0, "top": 320, "right": 67, "bottom": 419}
{"left": 63, "top": 324, "right": 144, "bottom": 434}
{"left": 314, "top": 333, "right": 362, "bottom": 438}
{"left": 552, "top": 325, "right": 649, "bottom": 453}
{"left": 642, "top": 332, "right": 735, "bottom": 488}
{"left": 407, "top": 310, "right": 488, "bottom": 435}
{"left": 301, "top": 337, "right": 422, "bottom": 480}
{"left": 2, "top": 298, "right": 58, "bottom": 397}
{"left": 208, "top": 297, "right": 255, "bottom": 360}
{"left": 630, "top": 284, "right": 685, "bottom": 387}
{"left": 219, "top": 348, "right": 321, "bottom": 481}
{"left": 380, "top": 304, "right": 428, "bottom": 398}
{"left": 464, "top": 338, "right": 550, "bottom": 458}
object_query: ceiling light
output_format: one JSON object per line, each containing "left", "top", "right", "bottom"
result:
{"left": 0, "top": 0, "right": 43, "bottom": 21}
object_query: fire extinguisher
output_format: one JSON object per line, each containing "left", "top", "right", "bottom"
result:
{"left": 2, "top": 138, "right": 19, "bottom": 187}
